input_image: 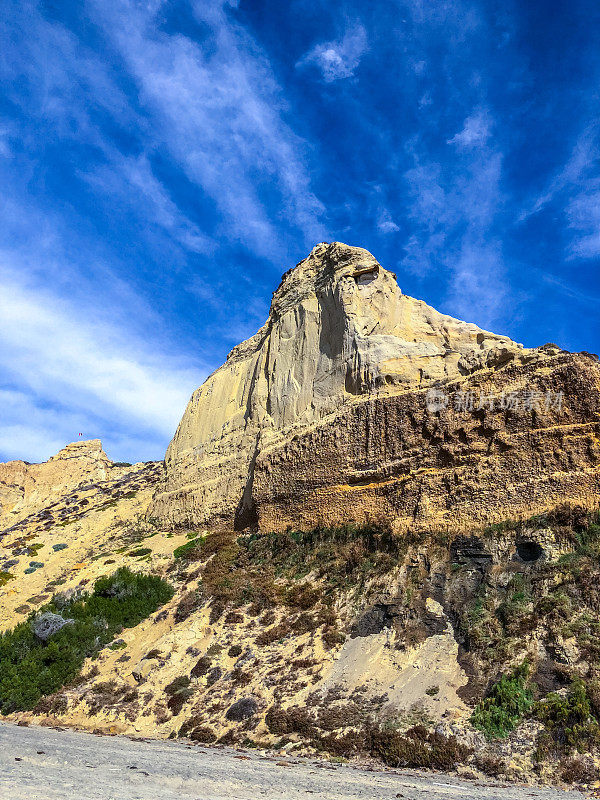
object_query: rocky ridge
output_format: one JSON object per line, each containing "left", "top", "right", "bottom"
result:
{"left": 1, "top": 440, "right": 129, "bottom": 528}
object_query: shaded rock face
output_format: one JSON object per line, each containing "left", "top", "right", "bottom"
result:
{"left": 153, "top": 242, "right": 532, "bottom": 529}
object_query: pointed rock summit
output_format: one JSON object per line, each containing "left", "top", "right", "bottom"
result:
{"left": 152, "top": 242, "right": 600, "bottom": 531}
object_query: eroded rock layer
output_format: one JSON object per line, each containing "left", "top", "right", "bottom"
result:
{"left": 153, "top": 242, "right": 546, "bottom": 529}
{"left": 254, "top": 350, "right": 600, "bottom": 532}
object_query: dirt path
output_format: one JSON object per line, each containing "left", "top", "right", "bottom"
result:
{"left": 0, "top": 721, "right": 588, "bottom": 800}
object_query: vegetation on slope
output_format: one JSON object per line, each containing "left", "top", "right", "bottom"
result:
{"left": 168, "top": 506, "right": 600, "bottom": 782}
{"left": 471, "top": 662, "right": 533, "bottom": 739}
{"left": 7, "top": 502, "right": 600, "bottom": 784}
{"left": 170, "top": 524, "right": 404, "bottom": 644}
{"left": 0, "top": 568, "right": 173, "bottom": 714}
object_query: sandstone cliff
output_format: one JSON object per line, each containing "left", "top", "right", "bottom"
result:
{"left": 152, "top": 242, "right": 600, "bottom": 533}
{"left": 0, "top": 440, "right": 124, "bottom": 528}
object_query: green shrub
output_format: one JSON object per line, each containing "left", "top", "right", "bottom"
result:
{"left": 471, "top": 663, "right": 533, "bottom": 739}
{"left": 0, "top": 572, "right": 14, "bottom": 588}
{"left": 127, "top": 548, "right": 152, "bottom": 558}
{"left": 173, "top": 537, "right": 204, "bottom": 559}
{"left": 534, "top": 679, "right": 600, "bottom": 755}
{"left": 0, "top": 568, "right": 173, "bottom": 715}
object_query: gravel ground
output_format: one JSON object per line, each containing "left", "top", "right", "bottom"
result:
{"left": 0, "top": 721, "right": 589, "bottom": 800}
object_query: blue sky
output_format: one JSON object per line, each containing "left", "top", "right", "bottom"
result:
{"left": 1, "top": 0, "right": 599, "bottom": 464}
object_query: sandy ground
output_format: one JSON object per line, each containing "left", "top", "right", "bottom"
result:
{"left": 0, "top": 722, "right": 589, "bottom": 800}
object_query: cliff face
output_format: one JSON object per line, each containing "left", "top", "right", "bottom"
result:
{"left": 153, "top": 242, "right": 535, "bottom": 528}
{"left": 254, "top": 350, "right": 600, "bottom": 532}
{"left": 153, "top": 242, "right": 600, "bottom": 532}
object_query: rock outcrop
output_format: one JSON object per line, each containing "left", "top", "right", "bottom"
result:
{"left": 0, "top": 440, "right": 118, "bottom": 528}
{"left": 152, "top": 242, "right": 600, "bottom": 532}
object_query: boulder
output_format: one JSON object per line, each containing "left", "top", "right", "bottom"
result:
{"left": 32, "top": 612, "right": 74, "bottom": 642}
{"left": 225, "top": 697, "right": 258, "bottom": 721}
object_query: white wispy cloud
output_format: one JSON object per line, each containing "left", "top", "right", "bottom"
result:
{"left": 0, "top": 265, "right": 205, "bottom": 463}
{"left": 377, "top": 208, "right": 400, "bottom": 234}
{"left": 5, "top": 0, "right": 327, "bottom": 262}
{"left": 0, "top": 125, "right": 12, "bottom": 158}
{"left": 401, "top": 107, "right": 508, "bottom": 328}
{"left": 520, "top": 121, "right": 600, "bottom": 259}
{"left": 447, "top": 109, "right": 492, "bottom": 149}
{"left": 520, "top": 122, "right": 598, "bottom": 219}
{"left": 566, "top": 188, "right": 600, "bottom": 259}
{"left": 88, "top": 0, "right": 327, "bottom": 260}
{"left": 81, "top": 151, "right": 216, "bottom": 256}
{"left": 296, "top": 24, "right": 368, "bottom": 82}
{"left": 0, "top": 0, "right": 333, "bottom": 463}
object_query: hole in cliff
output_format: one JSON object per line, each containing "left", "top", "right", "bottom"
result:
{"left": 350, "top": 603, "right": 398, "bottom": 637}
{"left": 353, "top": 268, "right": 378, "bottom": 286}
{"left": 516, "top": 541, "right": 544, "bottom": 562}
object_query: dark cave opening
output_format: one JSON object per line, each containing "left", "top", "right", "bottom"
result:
{"left": 516, "top": 541, "right": 544, "bottom": 562}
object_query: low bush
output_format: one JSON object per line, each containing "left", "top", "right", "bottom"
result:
{"left": 165, "top": 675, "right": 194, "bottom": 714}
{"left": 256, "top": 621, "right": 292, "bottom": 646}
{"left": 535, "top": 678, "right": 600, "bottom": 756}
{"left": 174, "top": 590, "right": 204, "bottom": 623}
{"left": 173, "top": 536, "right": 205, "bottom": 560}
{"left": 205, "top": 666, "right": 222, "bottom": 687}
{"left": 86, "top": 681, "right": 138, "bottom": 715}
{"left": 560, "top": 757, "right": 599, "bottom": 784}
{"left": 369, "top": 725, "right": 472, "bottom": 770}
{"left": 191, "top": 655, "right": 211, "bottom": 678}
{"left": 225, "top": 696, "right": 258, "bottom": 721}
{"left": 265, "top": 705, "right": 316, "bottom": 737}
{"left": 189, "top": 726, "right": 217, "bottom": 743}
{"left": 179, "top": 525, "right": 401, "bottom": 614}
{"left": 471, "top": 662, "right": 533, "bottom": 739}
{"left": 473, "top": 752, "right": 505, "bottom": 776}
{"left": 0, "top": 568, "right": 173, "bottom": 714}
{"left": 240, "top": 524, "right": 401, "bottom": 591}
{"left": 0, "top": 572, "right": 15, "bottom": 588}
{"left": 229, "top": 668, "right": 252, "bottom": 686}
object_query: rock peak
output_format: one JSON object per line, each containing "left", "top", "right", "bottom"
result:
{"left": 152, "top": 242, "right": 531, "bottom": 528}
{"left": 1, "top": 439, "right": 115, "bottom": 527}
{"left": 49, "top": 439, "right": 109, "bottom": 463}
{"left": 270, "top": 242, "right": 391, "bottom": 318}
